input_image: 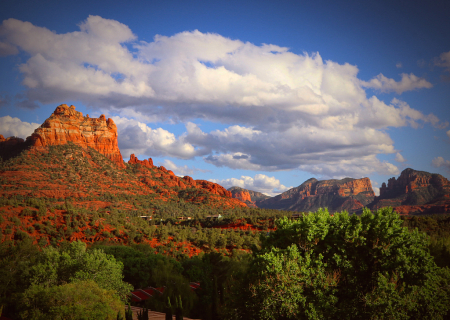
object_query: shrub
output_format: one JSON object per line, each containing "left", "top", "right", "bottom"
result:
{"left": 14, "top": 230, "right": 28, "bottom": 241}
{"left": 21, "top": 280, "right": 124, "bottom": 319}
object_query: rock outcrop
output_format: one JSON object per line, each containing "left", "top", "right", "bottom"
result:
{"left": 0, "top": 134, "right": 24, "bottom": 146}
{"left": 195, "top": 180, "right": 232, "bottom": 197}
{"left": 124, "top": 155, "right": 245, "bottom": 207}
{"left": 370, "top": 168, "right": 450, "bottom": 214}
{"left": 228, "top": 186, "right": 270, "bottom": 207}
{"left": 0, "top": 134, "right": 30, "bottom": 160}
{"left": 29, "top": 104, "right": 125, "bottom": 167}
{"left": 257, "top": 177, "right": 375, "bottom": 213}
{"left": 128, "top": 153, "right": 154, "bottom": 168}
{"left": 229, "top": 189, "right": 252, "bottom": 202}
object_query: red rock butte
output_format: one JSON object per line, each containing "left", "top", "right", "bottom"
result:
{"left": 29, "top": 104, "right": 125, "bottom": 168}
{"left": 231, "top": 190, "right": 252, "bottom": 202}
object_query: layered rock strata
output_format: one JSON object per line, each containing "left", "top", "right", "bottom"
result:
{"left": 257, "top": 177, "right": 375, "bottom": 213}
{"left": 29, "top": 104, "right": 125, "bottom": 167}
{"left": 228, "top": 186, "right": 271, "bottom": 208}
{"left": 370, "top": 168, "right": 450, "bottom": 214}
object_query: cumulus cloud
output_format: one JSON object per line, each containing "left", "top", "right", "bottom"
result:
{"left": 361, "top": 73, "right": 432, "bottom": 94}
{"left": 432, "top": 156, "right": 450, "bottom": 172}
{"left": 447, "top": 130, "right": 450, "bottom": 140}
{"left": 113, "top": 117, "right": 400, "bottom": 174}
{"left": 0, "top": 16, "right": 444, "bottom": 178}
{"left": 112, "top": 117, "right": 201, "bottom": 160}
{"left": 395, "top": 152, "right": 406, "bottom": 163}
{"left": 0, "top": 116, "right": 40, "bottom": 138}
{"left": 211, "top": 174, "right": 292, "bottom": 196}
{"left": 396, "top": 62, "right": 402, "bottom": 68}
{"left": 158, "top": 159, "right": 210, "bottom": 176}
{"left": 297, "top": 155, "right": 399, "bottom": 179}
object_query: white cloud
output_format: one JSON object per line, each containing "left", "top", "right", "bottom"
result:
{"left": 432, "top": 156, "right": 450, "bottom": 172}
{"left": 112, "top": 117, "right": 201, "bottom": 159}
{"left": 0, "top": 116, "right": 40, "bottom": 139}
{"left": 396, "top": 62, "right": 402, "bottom": 68}
{"left": 434, "top": 50, "right": 450, "bottom": 72}
{"left": 447, "top": 130, "right": 450, "bottom": 140}
{"left": 0, "top": 16, "right": 444, "bottom": 178}
{"left": 158, "top": 159, "right": 209, "bottom": 177}
{"left": 211, "top": 174, "right": 292, "bottom": 196}
{"left": 362, "top": 73, "right": 432, "bottom": 94}
{"left": 395, "top": 152, "right": 406, "bottom": 163}
{"left": 297, "top": 155, "right": 399, "bottom": 179}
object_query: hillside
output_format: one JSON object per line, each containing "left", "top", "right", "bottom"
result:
{"left": 0, "top": 104, "right": 253, "bottom": 251}
{"left": 256, "top": 177, "right": 375, "bottom": 213}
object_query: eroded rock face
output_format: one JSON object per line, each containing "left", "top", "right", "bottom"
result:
{"left": 228, "top": 186, "right": 271, "bottom": 203}
{"left": 379, "top": 168, "right": 448, "bottom": 197}
{"left": 257, "top": 177, "right": 375, "bottom": 213}
{"left": 29, "top": 104, "right": 125, "bottom": 167}
{"left": 231, "top": 190, "right": 252, "bottom": 202}
{"left": 128, "top": 154, "right": 154, "bottom": 168}
{"left": 371, "top": 168, "right": 450, "bottom": 213}
{"left": 195, "top": 180, "right": 232, "bottom": 197}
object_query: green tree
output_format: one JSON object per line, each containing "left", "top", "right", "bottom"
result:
{"left": 21, "top": 280, "right": 124, "bottom": 320}
{"left": 244, "top": 208, "right": 450, "bottom": 320}
{"left": 0, "top": 238, "right": 40, "bottom": 317}
{"left": 30, "top": 240, "right": 132, "bottom": 301}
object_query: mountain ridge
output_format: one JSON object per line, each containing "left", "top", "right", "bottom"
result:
{"left": 228, "top": 169, "right": 450, "bottom": 214}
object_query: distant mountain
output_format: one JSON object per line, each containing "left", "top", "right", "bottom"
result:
{"left": 369, "top": 168, "right": 450, "bottom": 215}
{"left": 247, "top": 168, "right": 450, "bottom": 215}
{"left": 256, "top": 177, "right": 375, "bottom": 213}
{"left": 227, "top": 186, "right": 270, "bottom": 207}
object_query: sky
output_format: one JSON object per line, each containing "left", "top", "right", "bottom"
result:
{"left": 0, "top": 0, "right": 449, "bottom": 196}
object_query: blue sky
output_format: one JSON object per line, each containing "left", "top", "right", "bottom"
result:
{"left": 1, "top": 0, "right": 449, "bottom": 196}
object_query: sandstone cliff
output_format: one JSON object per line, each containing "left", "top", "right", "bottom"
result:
{"left": 227, "top": 186, "right": 270, "bottom": 208}
{"left": 228, "top": 188, "right": 252, "bottom": 202}
{"left": 257, "top": 177, "right": 375, "bottom": 213}
{"left": 370, "top": 168, "right": 450, "bottom": 214}
{"left": 29, "top": 104, "right": 125, "bottom": 167}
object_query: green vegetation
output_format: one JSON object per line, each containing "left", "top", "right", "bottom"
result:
{"left": 235, "top": 208, "right": 450, "bottom": 319}
{"left": 1, "top": 145, "right": 450, "bottom": 319}
{"left": 1, "top": 208, "right": 449, "bottom": 319}
{"left": 21, "top": 280, "right": 124, "bottom": 320}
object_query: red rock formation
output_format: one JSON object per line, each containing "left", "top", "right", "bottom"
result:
{"left": 0, "top": 135, "right": 24, "bottom": 146}
{"left": 258, "top": 177, "right": 375, "bottom": 213}
{"left": 29, "top": 104, "right": 125, "bottom": 167}
{"left": 228, "top": 187, "right": 271, "bottom": 204}
{"left": 183, "top": 176, "right": 196, "bottom": 186}
{"left": 379, "top": 168, "right": 448, "bottom": 196}
{"left": 195, "top": 180, "right": 232, "bottom": 197}
{"left": 128, "top": 154, "right": 154, "bottom": 168}
{"left": 371, "top": 168, "right": 450, "bottom": 214}
{"left": 231, "top": 190, "right": 252, "bottom": 202}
